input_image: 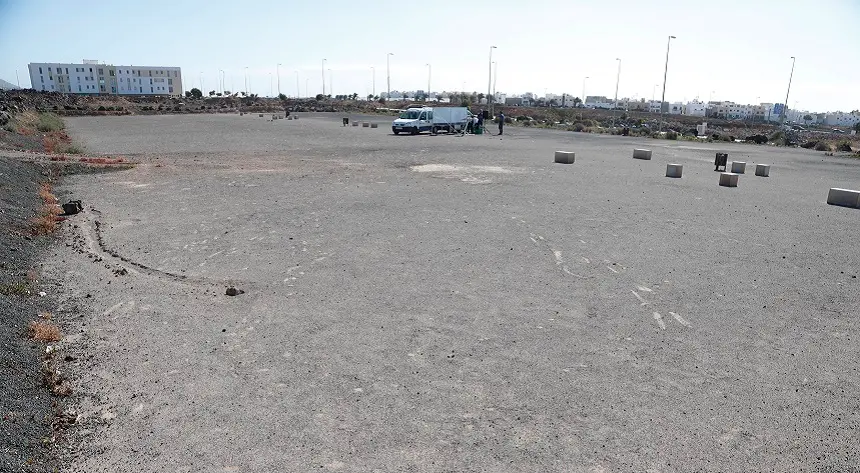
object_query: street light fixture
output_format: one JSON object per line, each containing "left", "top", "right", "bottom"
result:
{"left": 781, "top": 56, "right": 796, "bottom": 124}
{"left": 659, "top": 35, "right": 676, "bottom": 132}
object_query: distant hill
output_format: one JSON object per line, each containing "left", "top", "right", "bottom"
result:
{"left": 0, "top": 78, "right": 21, "bottom": 90}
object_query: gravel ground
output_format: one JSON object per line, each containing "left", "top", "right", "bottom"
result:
{"left": 0, "top": 155, "right": 61, "bottom": 473}
{"left": 52, "top": 113, "right": 860, "bottom": 472}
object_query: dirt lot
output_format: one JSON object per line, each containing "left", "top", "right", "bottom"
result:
{"left": 47, "top": 113, "right": 860, "bottom": 471}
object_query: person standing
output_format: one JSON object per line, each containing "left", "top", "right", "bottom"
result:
{"left": 498, "top": 111, "right": 505, "bottom": 135}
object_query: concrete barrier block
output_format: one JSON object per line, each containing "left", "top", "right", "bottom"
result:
{"left": 259, "top": 114, "right": 264, "bottom": 118}
{"left": 731, "top": 161, "right": 746, "bottom": 173}
{"left": 352, "top": 121, "right": 359, "bottom": 126}
{"left": 293, "top": 116, "right": 298, "bottom": 120}
{"left": 755, "top": 164, "right": 770, "bottom": 177}
{"left": 666, "top": 164, "right": 683, "bottom": 178}
{"left": 633, "top": 149, "right": 652, "bottom": 160}
{"left": 287, "top": 116, "right": 293, "bottom": 120}
{"left": 719, "top": 172, "right": 739, "bottom": 187}
{"left": 371, "top": 123, "right": 378, "bottom": 128}
{"left": 827, "top": 188, "right": 860, "bottom": 208}
{"left": 554, "top": 151, "right": 575, "bottom": 164}
{"left": 362, "top": 122, "right": 369, "bottom": 127}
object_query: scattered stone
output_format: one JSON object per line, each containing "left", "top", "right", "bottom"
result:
{"left": 225, "top": 286, "right": 244, "bottom": 296}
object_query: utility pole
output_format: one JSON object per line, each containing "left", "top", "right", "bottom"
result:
{"left": 581, "top": 76, "right": 589, "bottom": 108}
{"left": 386, "top": 53, "right": 393, "bottom": 100}
{"left": 659, "top": 35, "right": 676, "bottom": 132}
{"left": 781, "top": 56, "right": 796, "bottom": 124}
{"left": 277, "top": 63, "right": 281, "bottom": 96}
{"left": 328, "top": 69, "right": 333, "bottom": 97}
{"left": 295, "top": 71, "right": 300, "bottom": 98}
{"left": 488, "top": 46, "right": 496, "bottom": 116}
{"left": 371, "top": 66, "right": 375, "bottom": 97}
{"left": 16, "top": 69, "right": 20, "bottom": 88}
{"left": 244, "top": 67, "right": 248, "bottom": 95}
{"left": 269, "top": 73, "right": 273, "bottom": 97}
{"left": 321, "top": 59, "right": 327, "bottom": 96}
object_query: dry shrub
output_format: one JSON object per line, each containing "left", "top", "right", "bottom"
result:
{"left": 39, "top": 183, "right": 57, "bottom": 205}
{"left": 30, "top": 320, "right": 62, "bottom": 342}
{"left": 32, "top": 204, "right": 62, "bottom": 235}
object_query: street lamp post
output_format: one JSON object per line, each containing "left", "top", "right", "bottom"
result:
{"left": 295, "top": 71, "right": 300, "bottom": 98}
{"left": 277, "top": 64, "right": 281, "bottom": 96}
{"left": 488, "top": 46, "right": 496, "bottom": 116}
{"left": 199, "top": 72, "right": 204, "bottom": 92}
{"left": 659, "top": 35, "right": 676, "bottom": 132}
{"left": 613, "top": 58, "right": 621, "bottom": 123}
{"left": 386, "top": 53, "right": 393, "bottom": 100}
{"left": 426, "top": 64, "right": 431, "bottom": 101}
{"left": 781, "top": 56, "right": 796, "bottom": 124}
{"left": 492, "top": 61, "right": 498, "bottom": 108}
{"left": 244, "top": 67, "right": 248, "bottom": 95}
{"left": 219, "top": 69, "right": 225, "bottom": 94}
{"left": 321, "top": 59, "right": 327, "bottom": 96}
{"left": 269, "top": 72, "right": 273, "bottom": 97}
{"left": 371, "top": 67, "right": 375, "bottom": 97}
{"left": 581, "top": 76, "right": 589, "bottom": 108}
{"left": 328, "top": 69, "right": 333, "bottom": 97}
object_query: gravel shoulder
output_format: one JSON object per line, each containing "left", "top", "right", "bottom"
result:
{"left": 51, "top": 114, "right": 860, "bottom": 472}
{"left": 0, "top": 155, "right": 61, "bottom": 473}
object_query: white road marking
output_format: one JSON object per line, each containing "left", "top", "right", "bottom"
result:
{"left": 553, "top": 250, "right": 563, "bottom": 264}
{"left": 637, "top": 285, "right": 653, "bottom": 293}
{"left": 581, "top": 257, "right": 590, "bottom": 263}
{"left": 608, "top": 266, "right": 619, "bottom": 273}
{"left": 653, "top": 312, "right": 666, "bottom": 330}
{"left": 562, "top": 266, "right": 586, "bottom": 279}
{"left": 669, "top": 312, "right": 691, "bottom": 327}
{"left": 207, "top": 250, "right": 224, "bottom": 259}
{"left": 631, "top": 290, "right": 647, "bottom": 304}
{"left": 103, "top": 301, "right": 125, "bottom": 316}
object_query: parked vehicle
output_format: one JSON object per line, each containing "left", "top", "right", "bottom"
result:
{"left": 392, "top": 107, "right": 472, "bottom": 135}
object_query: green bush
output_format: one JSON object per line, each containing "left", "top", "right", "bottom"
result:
{"left": 666, "top": 131, "right": 678, "bottom": 140}
{"left": 814, "top": 142, "right": 831, "bottom": 151}
{"left": 800, "top": 141, "right": 818, "bottom": 149}
{"left": 36, "top": 112, "right": 65, "bottom": 132}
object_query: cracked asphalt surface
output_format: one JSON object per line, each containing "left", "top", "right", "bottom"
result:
{"left": 51, "top": 113, "right": 859, "bottom": 472}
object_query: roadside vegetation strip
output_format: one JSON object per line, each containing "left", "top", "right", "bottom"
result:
{"left": 31, "top": 181, "right": 63, "bottom": 236}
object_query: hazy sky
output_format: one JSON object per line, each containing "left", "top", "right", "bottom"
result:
{"left": 1, "top": 0, "right": 858, "bottom": 112}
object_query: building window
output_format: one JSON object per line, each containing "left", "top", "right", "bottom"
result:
{"left": 109, "top": 70, "right": 114, "bottom": 76}
{"left": 98, "top": 68, "right": 103, "bottom": 75}
{"left": 140, "top": 87, "right": 142, "bottom": 93}
{"left": 40, "top": 76, "right": 44, "bottom": 83}
{"left": 169, "top": 87, "right": 173, "bottom": 93}
{"left": 78, "top": 85, "right": 81, "bottom": 92}
{"left": 39, "top": 67, "right": 42, "bottom": 74}
{"left": 111, "top": 87, "right": 116, "bottom": 93}
{"left": 150, "top": 87, "right": 153, "bottom": 93}
{"left": 168, "top": 78, "right": 173, "bottom": 85}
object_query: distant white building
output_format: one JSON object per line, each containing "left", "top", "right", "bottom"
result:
{"left": 824, "top": 112, "right": 860, "bottom": 127}
{"left": 685, "top": 100, "right": 707, "bottom": 117}
{"left": 28, "top": 60, "right": 182, "bottom": 96}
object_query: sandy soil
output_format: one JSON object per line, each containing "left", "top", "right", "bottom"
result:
{"left": 48, "top": 113, "right": 860, "bottom": 472}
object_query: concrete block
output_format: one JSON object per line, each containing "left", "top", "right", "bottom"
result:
{"left": 362, "top": 122, "right": 370, "bottom": 127}
{"left": 352, "top": 121, "right": 359, "bottom": 126}
{"left": 731, "top": 161, "right": 746, "bottom": 173}
{"left": 755, "top": 164, "right": 770, "bottom": 177}
{"left": 827, "top": 188, "right": 860, "bottom": 208}
{"left": 371, "top": 123, "right": 378, "bottom": 128}
{"left": 719, "top": 172, "right": 739, "bottom": 187}
{"left": 287, "top": 116, "right": 293, "bottom": 120}
{"left": 633, "top": 149, "right": 652, "bottom": 160}
{"left": 293, "top": 116, "right": 298, "bottom": 120}
{"left": 554, "top": 151, "right": 575, "bottom": 164}
{"left": 666, "top": 164, "right": 683, "bottom": 178}
{"left": 259, "top": 114, "right": 264, "bottom": 118}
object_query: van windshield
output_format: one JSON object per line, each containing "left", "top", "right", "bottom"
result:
{"left": 399, "top": 110, "right": 421, "bottom": 119}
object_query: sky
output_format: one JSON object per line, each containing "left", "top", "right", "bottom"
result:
{"left": 1, "top": 0, "right": 858, "bottom": 113}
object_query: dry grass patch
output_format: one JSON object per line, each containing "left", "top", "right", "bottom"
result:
{"left": 30, "top": 320, "right": 62, "bottom": 342}
{"left": 31, "top": 182, "right": 63, "bottom": 235}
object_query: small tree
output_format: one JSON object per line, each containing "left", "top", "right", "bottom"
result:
{"left": 190, "top": 88, "right": 203, "bottom": 99}
{"left": 184, "top": 90, "right": 192, "bottom": 98}
{"left": 315, "top": 93, "right": 324, "bottom": 101}
{"left": 367, "top": 94, "right": 374, "bottom": 100}
{"left": 208, "top": 90, "right": 216, "bottom": 96}
{"left": 278, "top": 93, "right": 287, "bottom": 101}
{"left": 223, "top": 90, "right": 231, "bottom": 95}
{"left": 803, "top": 114, "right": 813, "bottom": 121}
{"left": 378, "top": 97, "right": 386, "bottom": 104}
{"left": 854, "top": 122, "right": 860, "bottom": 133}
{"left": 216, "top": 93, "right": 222, "bottom": 97}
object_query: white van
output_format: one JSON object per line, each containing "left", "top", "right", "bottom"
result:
{"left": 392, "top": 107, "right": 472, "bottom": 135}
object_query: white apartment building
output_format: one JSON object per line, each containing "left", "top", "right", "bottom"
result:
{"left": 28, "top": 60, "right": 183, "bottom": 96}
{"left": 824, "top": 112, "right": 860, "bottom": 127}
{"left": 685, "top": 100, "right": 707, "bottom": 117}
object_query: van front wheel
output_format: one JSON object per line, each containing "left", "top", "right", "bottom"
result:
{"left": 411, "top": 127, "right": 418, "bottom": 135}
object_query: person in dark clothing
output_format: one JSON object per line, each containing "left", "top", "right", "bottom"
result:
{"left": 477, "top": 110, "right": 484, "bottom": 132}
{"left": 498, "top": 112, "right": 505, "bottom": 135}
